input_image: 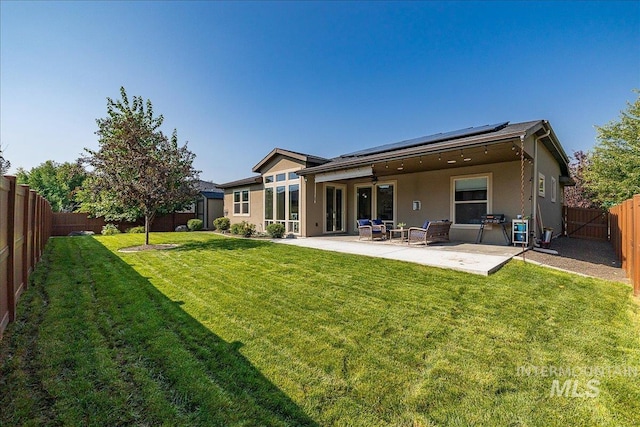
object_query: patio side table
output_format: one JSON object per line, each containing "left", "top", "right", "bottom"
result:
{"left": 389, "top": 228, "right": 409, "bottom": 243}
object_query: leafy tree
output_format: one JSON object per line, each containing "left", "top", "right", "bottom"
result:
{"left": 0, "top": 143, "right": 10, "bottom": 175}
{"left": 16, "top": 160, "right": 87, "bottom": 212}
{"left": 81, "top": 87, "right": 200, "bottom": 245}
{"left": 584, "top": 91, "right": 640, "bottom": 208}
{"left": 563, "top": 150, "right": 598, "bottom": 208}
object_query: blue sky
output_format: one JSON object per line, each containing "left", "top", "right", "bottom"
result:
{"left": 1, "top": 1, "right": 638, "bottom": 183}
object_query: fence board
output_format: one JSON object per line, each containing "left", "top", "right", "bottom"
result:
{"left": 609, "top": 194, "right": 639, "bottom": 297}
{"left": 564, "top": 206, "right": 609, "bottom": 240}
{"left": 1, "top": 175, "right": 53, "bottom": 339}
{"left": 51, "top": 212, "right": 197, "bottom": 236}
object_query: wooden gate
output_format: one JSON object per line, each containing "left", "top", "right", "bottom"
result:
{"left": 563, "top": 206, "right": 609, "bottom": 240}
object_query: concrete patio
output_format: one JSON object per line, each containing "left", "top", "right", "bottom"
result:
{"left": 273, "top": 235, "right": 524, "bottom": 275}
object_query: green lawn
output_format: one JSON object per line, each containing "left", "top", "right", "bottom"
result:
{"left": 1, "top": 233, "right": 639, "bottom": 426}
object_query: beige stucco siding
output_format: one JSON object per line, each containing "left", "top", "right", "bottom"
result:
{"left": 535, "top": 141, "right": 563, "bottom": 239}
{"left": 223, "top": 184, "right": 264, "bottom": 231}
{"left": 303, "top": 176, "right": 326, "bottom": 236}
{"left": 260, "top": 157, "right": 305, "bottom": 174}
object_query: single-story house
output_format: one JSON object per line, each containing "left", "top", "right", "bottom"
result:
{"left": 218, "top": 120, "right": 573, "bottom": 245}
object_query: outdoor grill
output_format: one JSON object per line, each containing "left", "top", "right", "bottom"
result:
{"left": 475, "top": 214, "right": 511, "bottom": 245}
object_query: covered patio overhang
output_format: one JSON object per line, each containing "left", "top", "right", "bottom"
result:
{"left": 299, "top": 138, "right": 534, "bottom": 183}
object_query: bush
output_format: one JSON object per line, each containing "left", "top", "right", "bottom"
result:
{"left": 187, "top": 219, "right": 204, "bottom": 231}
{"left": 126, "top": 226, "right": 145, "bottom": 234}
{"left": 101, "top": 223, "right": 121, "bottom": 235}
{"left": 266, "top": 223, "right": 286, "bottom": 238}
{"left": 230, "top": 221, "right": 255, "bottom": 237}
{"left": 213, "top": 217, "right": 230, "bottom": 231}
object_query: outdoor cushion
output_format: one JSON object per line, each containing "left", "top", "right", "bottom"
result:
{"left": 357, "top": 219, "right": 371, "bottom": 227}
{"left": 422, "top": 220, "right": 430, "bottom": 229}
{"left": 372, "top": 219, "right": 384, "bottom": 226}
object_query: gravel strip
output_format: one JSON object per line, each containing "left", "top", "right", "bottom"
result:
{"left": 519, "top": 237, "right": 630, "bottom": 283}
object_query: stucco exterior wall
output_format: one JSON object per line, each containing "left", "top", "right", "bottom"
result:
{"left": 223, "top": 183, "right": 264, "bottom": 231}
{"left": 535, "top": 140, "right": 563, "bottom": 239}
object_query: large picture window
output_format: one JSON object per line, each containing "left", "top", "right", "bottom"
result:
{"left": 264, "top": 169, "right": 301, "bottom": 234}
{"left": 452, "top": 175, "right": 491, "bottom": 225}
{"left": 233, "top": 189, "right": 250, "bottom": 216}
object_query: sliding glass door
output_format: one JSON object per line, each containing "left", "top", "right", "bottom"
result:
{"left": 325, "top": 184, "right": 345, "bottom": 233}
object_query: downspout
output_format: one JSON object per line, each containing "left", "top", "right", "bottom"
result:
{"left": 532, "top": 124, "right": 551, "bottom": 241}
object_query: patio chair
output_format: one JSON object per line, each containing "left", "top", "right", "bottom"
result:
{"left": 358, "top": 219, "right": 387, "bottom": 240}
{"left": 407, "top": 220, "right": 451, "bottom": 245}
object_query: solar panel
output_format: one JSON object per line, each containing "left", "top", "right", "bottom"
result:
{"left": 341, "top": 121, "right": 509, "bottom": 158}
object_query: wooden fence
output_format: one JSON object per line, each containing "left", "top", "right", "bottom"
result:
{"left": 52, "top": 212, "right": 197, "bottom": 236}
{"left": 563, "top": 206, "right": 610, "bottom": 240}
{"left": 609, "top": 194, "right": 640, "bottom": 297}
{"left": 1, "top": 176, "right": 53, "bottom": 339}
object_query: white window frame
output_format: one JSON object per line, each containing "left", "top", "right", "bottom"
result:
{"left": 538, "top": 173, "right": 546, "bottom": 197}
{"left": 263, "top": 167, "right": 302, "bottom": 235}
{"left": 232, "top": 188, "right": 250, "bottom": 216}
{"left": 551, "top": 177, "right": 557, "bottom": 203}
{"left": 450, "top": 173, "right": 492, "bottom": 229}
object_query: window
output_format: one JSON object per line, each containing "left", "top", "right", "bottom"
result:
{"left": 276, "top": 186, "right": 286, "bottom": 221}
{"left": 233, "top": 189, "right": 250, "bottom": 215}
{"left": 538, "top": 173, "right": 546, "bottom": 197}
{"left": 452, "top": 175, "right": 491, "bottom": 225}
{"left": 265, "top": 187, "right": 273, "bottom": 220}
{"left": 264, "top": 169, "right": 301, "bottom": 234}
{"left": 551, "top": 177, "right": 557, "bottom": 203}
{"left": 376, "top": 184, "right": 395, "bottom": 221}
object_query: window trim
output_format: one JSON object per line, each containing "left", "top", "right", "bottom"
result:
{"left": 450, "top": 173, "right": 492, "bottom": 229}
{"left": 232, "top": 188, "right": 250, "bottom": 217}
{"left": 538, "top": 173, "right": 546, "bottom": 197}
{"left": 551, "top": 176, "right": 557, "bottom": 203}
{"left": 263, "top": 167, "right": 302, "bottom": 234}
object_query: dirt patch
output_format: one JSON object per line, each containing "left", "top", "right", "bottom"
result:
{"left": 118, "top": 244, "right": 179, "bottom": 253}
{"left": 520, "top": 237, "right": 629, "bottom": 283}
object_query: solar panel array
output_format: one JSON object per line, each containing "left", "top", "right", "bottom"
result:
{"left": 340, "top": 121, "right": 510, "bottom": 158}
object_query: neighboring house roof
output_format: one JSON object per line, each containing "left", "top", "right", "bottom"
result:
{"left": 217, "top": 175, "right": 263, "bottom": 189}
{"left": 196, "top": 180, "right": 224, "bottom": 199}
{"left": 252, "top": 148, "right": 331, "bottom": 173}
{"left": 297, "top": 120, "right": 571, "bottom": 177}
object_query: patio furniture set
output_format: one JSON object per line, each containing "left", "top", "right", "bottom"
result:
{"left": 357, "top": 219, "right": 452, "bottom": 246}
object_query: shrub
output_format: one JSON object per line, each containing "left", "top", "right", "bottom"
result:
{"left": 230, "top": 221, "right": 255, "bottom": 237}
{"left": 101, "top": 223, "right": 121, "bottom": 235}
{"left": 213, "top": 217, "right": 230, "bottom": 231}
{"left": 187, "top": 219, "right": 204, "bottom": 231}
{"left": 266, "top": 223, "right": 286, "bottom": 238}
{"left": 126, "top": 226, "right": 145, "bottom": 234}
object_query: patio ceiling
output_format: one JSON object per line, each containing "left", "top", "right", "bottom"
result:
{"left": 370, "top": 140, "right": 532, "bottom": 178}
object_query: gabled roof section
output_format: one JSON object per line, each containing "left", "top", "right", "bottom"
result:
{"left": 196, "top": 180, "right": 224, "bottom": 198}
{"left": 217, "top": 175, "right": 263, "bottom": 189}
{"left": 252, "top": 148, "right": 331, "bottom": 173}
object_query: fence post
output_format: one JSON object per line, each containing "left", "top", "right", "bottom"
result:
{"left": 633, "top": 195, "right": 639, "bottom": 296}
{"left": 5, "top": 177, "right": 16, "bottom": 322}
{"left": 20, "top": 185, "right": 30, "bottom": 292}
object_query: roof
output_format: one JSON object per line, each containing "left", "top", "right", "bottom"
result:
{"left": 252, "top": 148, "right": 330, "bottom": 173}
{"left": 298, "top": 120, "right": 571, "bottom": 176}
{"left": 195, "top": 180, "right": 224, "bottom": 198}
{"left": 217, "top": 175, "right": 263, "bottom": 189}
{"left": 200, "top": 191, "right": 224, "bottom": 199}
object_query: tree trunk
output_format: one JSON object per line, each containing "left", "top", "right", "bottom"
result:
{"left": 145, "top": 214, "right": 150, "bottom": 246}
